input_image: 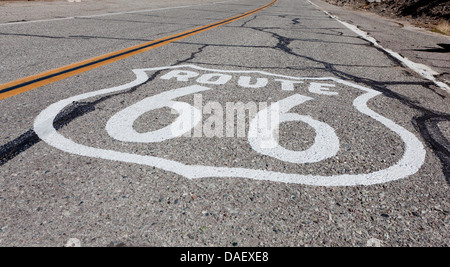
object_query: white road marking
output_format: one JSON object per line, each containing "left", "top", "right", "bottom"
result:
{"left": 248, "top": 94, "right": 340, "bottom": 163}
{"left": 106, "top": 85, "right": 210, "bottom": 143}
{"left": 307, "top": 0, "right": 450, "bottom": 93}
{"left": 34, "top": 65, "right": 426, "bottom": 187}
{"left": 366, "top": 238, "right": 383, "bottom": 247}
{"left": 308, "top": 83, "right": 338, "bottom": 96}
{"left": 0, "top": 0, "right": 237, "bottom": 27}
{"left": 64, "top": 238, "right": 82, "bottom": 247}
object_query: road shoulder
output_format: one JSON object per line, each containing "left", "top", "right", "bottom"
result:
{"left": 310, "top": 0, "right": 450, "bottom": 91}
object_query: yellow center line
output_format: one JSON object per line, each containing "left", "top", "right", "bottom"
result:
{"left": 0, "top": 0, "right": 278, "bottom": 101}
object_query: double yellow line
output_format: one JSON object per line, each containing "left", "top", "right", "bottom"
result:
{"left": 0, "top": 0, "right": 277, "bottom": 101}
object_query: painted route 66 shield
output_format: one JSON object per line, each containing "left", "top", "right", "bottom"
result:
{"left": 34, "top": 65, "right": 426, "bottom": 186}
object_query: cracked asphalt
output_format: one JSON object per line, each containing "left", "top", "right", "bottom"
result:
{"left": 0, "top": 0, "right": 449, "bottom": 247}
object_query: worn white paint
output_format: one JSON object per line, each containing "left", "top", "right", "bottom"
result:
{"left": 0, "top": 0, "right": 238, "bottom": 27}
{"left": 307, "top": 0, "right": 450, "bottom": 93}
{"left": 65, "top": 238, "right": 82, "bottom": 247}
{"left": 308, "top": 82, "right": 338, "bottom": 96}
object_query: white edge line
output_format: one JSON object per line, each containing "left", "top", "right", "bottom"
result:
{"left": 307, "top": 0, "right": 450, "bottom": 93}
{"left": 0, "top": 0, "right": 238, "bottom": 26}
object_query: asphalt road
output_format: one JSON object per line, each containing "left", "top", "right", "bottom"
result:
{"left": 0, "top": 0, "right": 449, "bottom": 247}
